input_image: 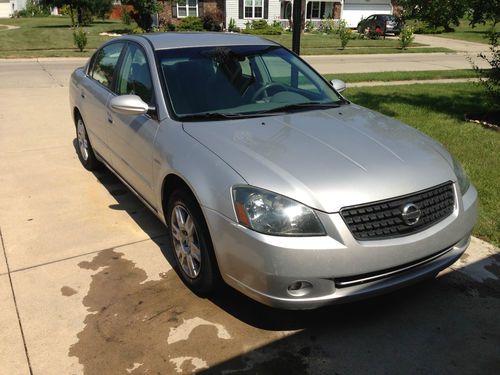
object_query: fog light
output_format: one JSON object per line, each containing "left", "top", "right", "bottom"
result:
{"left": 287, "top": 281, "right": 313, "bottom": 297}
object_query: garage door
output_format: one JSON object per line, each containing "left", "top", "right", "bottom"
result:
{"left": 342, "top": 2, "right": 392, "bottom": 28}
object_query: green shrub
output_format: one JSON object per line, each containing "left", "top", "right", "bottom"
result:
{"left": 132, "top": 26, "right": 145, "bottom": 34}
{"left": 25, "top": 0, "right": 50, "bottom": 17}
{"left": 228, "top": 18, "right": 238, "bottom": 32}
{"left": 121, "top": 7, "right": 132, "bottom": 25}
{"left": 409, "top": 20, "right": 444, "bottom": 34}
{"left": 399, "top": 25, "right": 415, "bottom": 50}
{"left": 337, "top": 20, "right": 352, "bottom": 49}
{"left": 177, "top": 16, "right": 204, "bottom": 31}
{"left": 318, "top": 18, "right": 335, "bottom": 34}
{"left": 305, "top": 20, "right": 316, "bottom": 33}
{"left": 241, "top": 20, "right": 282, "bottom": 35}
{"left": 472, "top": 30, "right": 500, "bottom": 107}
{"left": 73, "top": 28, "right": 88, "bottom": 52}
{"left": 365, "top": 28, "right": 383, "bottom": 39}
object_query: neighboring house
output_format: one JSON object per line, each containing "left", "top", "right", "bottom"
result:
{"left": 158, "top": 0, "right": 394, "bottom": 29}
{"left": 0, "top": 0, "right": 27, "bottom": 18}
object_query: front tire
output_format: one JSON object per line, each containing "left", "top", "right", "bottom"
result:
{"left": 166, "top": 189, "right": 220, "bottom": 295}
{"left": 75, "top": 115, "right": 100, "bottom": 171}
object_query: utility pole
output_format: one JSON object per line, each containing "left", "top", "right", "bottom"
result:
{"left": 291, "top": 0, "right": 304, "bottom": 55}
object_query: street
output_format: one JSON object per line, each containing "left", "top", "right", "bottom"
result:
{"left": 0, "top": 56, "right": 499, "bottom": 375}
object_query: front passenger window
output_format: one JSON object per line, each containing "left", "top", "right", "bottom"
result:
{"left": 116, "top": 44, "right": 154, "bottom": 105}
{"left": 91, "top": 43, "right": 124, "bottom": 90}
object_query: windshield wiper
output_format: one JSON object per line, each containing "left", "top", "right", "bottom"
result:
{"left": 179, "top": 112, "right": 239, "bottom": 121}
{"left": 254, "top": 102, "right": 343, "bottom": 115}
{"left": 180, "top": 111, "right": 279, "bottom": 121}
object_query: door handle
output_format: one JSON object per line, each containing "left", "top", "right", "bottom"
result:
{"left": 80, "top": 91, "right": 85, "bottom": 99}
{"left": 107, "top": 113, "right": 113, "bottom": 124}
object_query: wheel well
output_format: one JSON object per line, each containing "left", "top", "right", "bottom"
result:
{"left": 161, "top": 174, "right": 198, "bottom": 219}
{"left": 73, "top": 107, "right": 81, "bottom": 126}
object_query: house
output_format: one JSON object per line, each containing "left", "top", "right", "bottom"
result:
{"left": 159, "top": 0, "right": 395, "bottom": 29}
{"left": 0, "top": 0, "right": 26, "bottom": 18}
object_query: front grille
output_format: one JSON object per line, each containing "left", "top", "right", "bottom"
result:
{"left": 340, "top": 182, "right": 455, "bottom": 240}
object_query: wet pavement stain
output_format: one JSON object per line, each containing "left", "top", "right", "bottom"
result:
{"left": 69, "top": 249, "right": 292, "bottom": 374}
{"left": 68, "top": 248, "right": 500, "bottom": 374}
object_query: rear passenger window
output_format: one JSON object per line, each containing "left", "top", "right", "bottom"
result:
{"left": 91, "top": 43, "right": 124, "bottom": 90}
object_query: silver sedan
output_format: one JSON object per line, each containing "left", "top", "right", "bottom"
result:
{"left": 69, "top": 33, "right": 477, "bottom": 309}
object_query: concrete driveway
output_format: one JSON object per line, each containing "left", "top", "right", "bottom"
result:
{"left": 0, "top": 60, "right": 499, "bottom": 375}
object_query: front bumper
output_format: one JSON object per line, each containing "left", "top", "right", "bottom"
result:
{"left": 204, "top": 183, "right": 477, "bottom": 309}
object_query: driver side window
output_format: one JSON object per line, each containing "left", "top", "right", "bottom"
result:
{"left": 115, "top": 44, "right": 154, "bottom": 106}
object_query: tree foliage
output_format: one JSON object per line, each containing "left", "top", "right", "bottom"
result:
{"left": 122, "top": 0, "right": 162, "bottom": 31}
{"left": 399, "top": 0, "right": 467, "bottom": 31}
{"left": 468, "top": 0, "right": 500, "bottom": 27}
{"left": 47, "top": 0, "right": 113, "bottom": 26}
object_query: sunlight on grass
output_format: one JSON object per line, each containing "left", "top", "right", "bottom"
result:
{"left": 346, "top": 83, "right": 499, "bottom": 246}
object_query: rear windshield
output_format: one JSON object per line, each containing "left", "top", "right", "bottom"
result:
{"left": 156, "top": 45, "right": 343, "bottom": 119}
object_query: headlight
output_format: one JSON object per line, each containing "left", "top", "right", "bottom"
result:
{"left": 232, "top": 186, "right": 326, "bottom": 236}
{"left": 452, "top": 156, "right": 470, "bottom": 195}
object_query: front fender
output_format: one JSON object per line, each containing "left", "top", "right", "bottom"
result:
{"left": 154, "top": 120, "right": 247, "bottom": 223}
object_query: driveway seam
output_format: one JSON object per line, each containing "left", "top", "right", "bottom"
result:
{"left": 35, "top": 59, "right": 64, "bottom": 88}
{"left": 0, "top": 227, "right": 34, "bottom": 375}
{"left": 9, "top": 234, "right": 169, "bottom": 274}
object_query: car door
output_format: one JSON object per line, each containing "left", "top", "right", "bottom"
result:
{"left": 79, "top": 42, "right": 125, "bottom": 163}
{"left": 106, "top": 42, "right": 159, "bottom": 207}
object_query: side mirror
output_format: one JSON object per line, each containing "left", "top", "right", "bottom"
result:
{"left": 330, "top": 79, "right": 347, "bottom": 93}
{"left": 110, "top": 95, "right": 149, "bottom": 116}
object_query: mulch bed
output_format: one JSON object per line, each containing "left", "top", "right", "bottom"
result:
{"left": 465, "top": 111, "right": 500, "bottom": 131}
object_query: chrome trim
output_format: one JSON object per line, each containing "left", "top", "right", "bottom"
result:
{"left": 335, "top": 245, "right": 456, "bottom": 287}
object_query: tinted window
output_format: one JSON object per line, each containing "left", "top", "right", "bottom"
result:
{"left": 91, "top": 43, "right": 124, "bottom": 90}
{"left": 116, "top": 44, "right": 154, "bottom": 105}
{"left": 158, "top": 45, "right": 342, "bottom": 117}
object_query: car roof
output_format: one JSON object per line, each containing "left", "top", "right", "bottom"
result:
{"left": 132, "top": 32, "right": 279, "bottom": 51}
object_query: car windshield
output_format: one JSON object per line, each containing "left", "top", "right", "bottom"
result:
{"left": 157, "top": 45, "right": 344, "bottom": 120}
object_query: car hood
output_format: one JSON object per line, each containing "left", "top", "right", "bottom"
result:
{"left": 183, "top": 104, "right": 456, "bottom": 213}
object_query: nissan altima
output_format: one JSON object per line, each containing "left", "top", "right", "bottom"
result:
{"left": 69, "top": 33, "right": 477, "bottom": 309}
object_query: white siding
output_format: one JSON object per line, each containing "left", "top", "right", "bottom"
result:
{"left": 0, "top": 3, "right": 11, "bottom": 18}
{"left": 225, "top": 0, "right": 393, "bottom": 30}
{"left": 225, "top": 0, "right": 282, "bottom": 29}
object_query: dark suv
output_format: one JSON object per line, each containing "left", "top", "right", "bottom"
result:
{"left": 357, "top": 14, "right": 403, "bottom": 36}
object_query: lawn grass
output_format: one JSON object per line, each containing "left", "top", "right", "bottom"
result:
{"left": 434, "top": 18, "right": 497, "bottom": 44}
{"left": 323, "top": 69, "right": 478, "bottom": 83}
{"left": 263, "top": 33, "right": 455, "bottom": 54}
{"left": 345, "top": 83, "right": 499, "bottom": 246}
{"left": 0, "top": 16, "right": 451, "bottom": 58}
{"left": 0, "top": 16, "right": 134, "bottom": 58}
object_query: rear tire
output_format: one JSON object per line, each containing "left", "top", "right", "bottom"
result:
{"left": 166, "top": 189, "right": 220, "bottom": 295}
{"left": 75, "top": 115, "right": 100, "bottom": 171}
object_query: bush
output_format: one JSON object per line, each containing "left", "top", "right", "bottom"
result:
{"left": 365, "top": 28, "right": 383, "bottom": 39}
{"left": 177, "top": 16, "right": 204, "bottom": 31}
{"left": 399, "top": 25, "right": 415, "bottom": 50}
{"left": 337, "top": 20, "right": 352, "bottom": 49}
{"left": 131, "top": 26, "right": 145, "bottom": 34}
{"left": 472, "top": 30, "right": 500, "bottom": 107}
{"left": 318, "top": 18, "right": 335, "bottom": 34}
{"left": 409, "top": 20, "right": 444, "bottom": 34}
{"left": 203, "top": 8, "right": 224, "bottom": 31}
{"left": 241, "top": 20, "right": 282, "bottom": 35}
{"left": 73, "top": 28, "right": 88, "bottom": 52}
{"left": 228, "top": 18, "right": 239, "bottom": 32}
{"left": 304, "top": 20, "right": 316, "bottom": 33}
{"left": 121, "top": 7, "right": 132, "bottom": 25}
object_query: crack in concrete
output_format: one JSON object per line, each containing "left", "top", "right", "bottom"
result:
{"left": 36, "top": 59, "right": 65, "bottom": 88}
{"left": 0, "top": 227, "right": 34, "bottom": 375}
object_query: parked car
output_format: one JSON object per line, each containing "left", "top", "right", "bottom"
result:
{"left": 357, "top": 14, "right": 403, "bottom": 35}
{"left": 70, "top": 33, "right": 477, "bottom": 309}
